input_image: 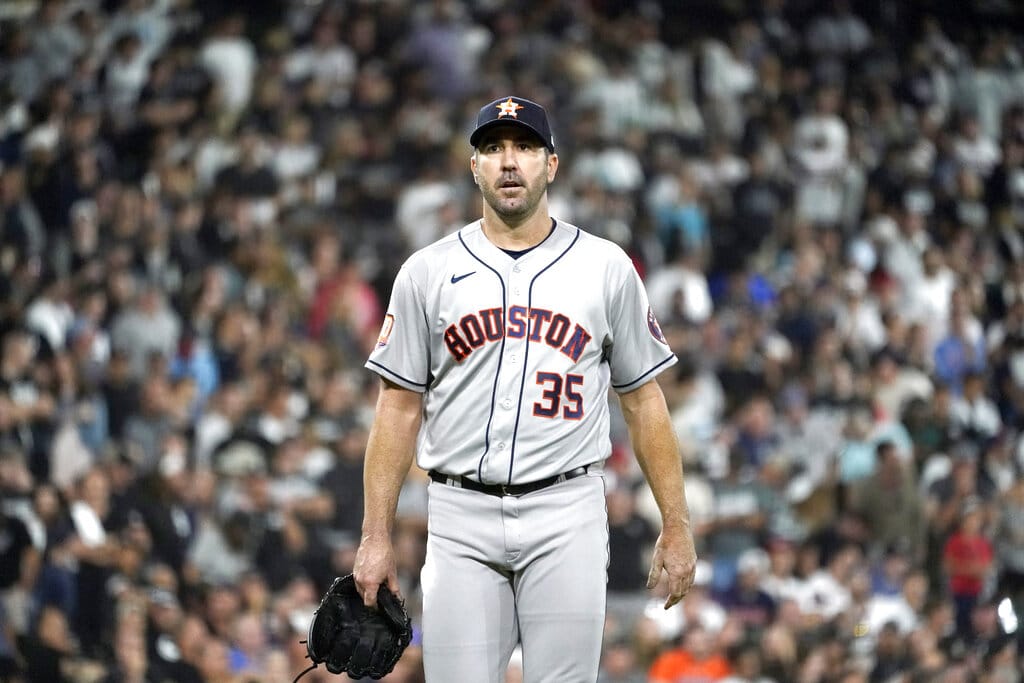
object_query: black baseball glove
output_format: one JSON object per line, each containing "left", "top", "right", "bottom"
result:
{"left": 293, "top": 574, "right": 413, "bottom": 681}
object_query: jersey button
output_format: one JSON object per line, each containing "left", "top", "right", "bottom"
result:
{"left": 513, "top": 287, "right": 521, "bottom": 295}
{"left": 501, "top": 399, "right": 513, "bottom": 409}
{"left": 509, "top": 354, "right": 518, "bottom": 363}
{"left": 497, "top": 442, "right": 506, "bottom": 450}
{"left": 513, "top": 264, "right": 521, "bottom": 273}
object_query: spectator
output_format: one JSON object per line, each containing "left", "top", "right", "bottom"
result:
{"left": 283, "top": 14, "right": 357, "bottom": 108}
{"left": 227, "top": 610, "right": 268, "bottom": 677}
{"left": 213, "top": 122, "right": 279, "bottom": 202}
{"left": 645, "top": 244, "right": 713, "bottom": 327}
{"left": 715, "top": 547, "right": 776, "bottom": 636}
{"left": 868, "top": 621, "right": 913, "bottom": 683}
{"left": 103, "top": 32, "right": 151, "bottom": 134}
{"left": 699, "top": 34, "right": 757, "bottom": 142}
{"left": 790, "top": 86, "right": 849, "bottom": 227}
{"left": 609, "top": 482, "right": 657, "bottom": 578}
{"left": 0, "top": 503, "right": 39, "bottom": 636}
{"left": 648, "top": 625, "right": 732, "bottom": 682}
{"left": 870, "top": 349, "right": 934, "bottom": 425}
{"left": 772, "top": 382, "right": 844, "bottom": 488}
{"left": 728, "top": 148, "right": 787, "bottom": 266}
{"left": 848, "top": 441, "right": 927, "bottom": 562}
{"left": 792, "top": 542, "right": 860, "bottom": 626}
{"left": 716, "top": 328, "right": 768, "bottom": 417}
{"left": 804, "top": 0, "right": 871, "bottom": 63}
{"left": 835, "top": 270, "right": 886, "bottom": 355}
{"left": 67, "top": 466, "right": 121, "bottom": 655}
{"left": 19, "top": 604, "right": 77, "bottom": 682}
{"left": 194, "top": 636, "right": 235, "bottom": 683}
{"left": 758, "top": 623, "right": 798, "bottom": 682}
{"left": 101, "top": 349, "right": 140, "bottom": 442}
{"left": 0, "top": 163, "right": 46, "bottom": 267}
{"left": 942, "top": 498, "right": 995, "bottom": 638}
{"left": 952, "top": 112, "right": 1001, "bottom": 178}
{"left": 707, "top": 448, "right": 770, "bottom": 592}
{"left": 128, "top": 441, "right": 195, "bottom": 572}
{"left": 949, "top": 372, "right": 1002, "bottom": 441}
{"left": 995, "top": 474, "right": 1024, "bottom": 617}
{"left": 651, "top": 165, "right": 710, "bottom": 261}
{"left": 721, "top": 640, "right": 774, "bottom": 683}
{"left": 109, "top": 283, "right": 181, "bottom": 380}
{"left": 101, "top": 616, "right": 152, "bottom": 683}
{"left": 866, "top": 566, "right": 928, "bottom": 639}
{"left": 198, "top": 13, "right": 257, "bottom": 120}
{"left": 935, "top": 314, "right": 988, "bottom": 397}
{"left": 597, "top": 632, "right": 646, "bottom": 683}
{"left": 122, "top": 375, "right": 177, "bottom": 472}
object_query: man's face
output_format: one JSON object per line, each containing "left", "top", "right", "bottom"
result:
{"left": 471, "top": 126, "right": 557, "bottom": 224}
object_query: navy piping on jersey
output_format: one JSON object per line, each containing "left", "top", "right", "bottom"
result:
{"left": 499, "top": 219, "right": 556, "bottom": 259}
{"left": 366, "top": 360, "right": 429, "bottom": 389}
{"left": 508, "top": 222, "right": 581, "bottom": 485}
{"left": 457, "top": 231, "right": 508, "bottom": 483}
{"left": 610, "top": 354, "right": 676, "bottom": 391}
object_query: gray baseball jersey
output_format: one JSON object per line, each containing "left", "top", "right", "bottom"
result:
{"left": 366, "top": 218, "right": 676, "bottom": 484}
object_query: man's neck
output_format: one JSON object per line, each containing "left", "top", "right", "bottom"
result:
{"left": 480, "top": 204, "right": 553, "bottom": 251}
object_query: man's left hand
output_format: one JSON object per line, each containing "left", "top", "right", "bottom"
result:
{"left": 646, "top": 525, "right": 697, "bottom": 609}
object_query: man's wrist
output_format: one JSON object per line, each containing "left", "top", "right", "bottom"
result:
{"left": 661, "top": 517, "right": 692, "bottom": 532}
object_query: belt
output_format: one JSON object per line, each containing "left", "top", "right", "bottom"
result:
{"left": 428, "top": 465, "right": 590, "bottom": 497}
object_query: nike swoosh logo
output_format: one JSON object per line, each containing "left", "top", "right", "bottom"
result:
{"left": 450, "top": 271, "right": 476, "bottom": 284}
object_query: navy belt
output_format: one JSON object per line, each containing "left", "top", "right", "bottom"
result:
{"left": 428, "top": 465, "right": 590, "bottom": 497}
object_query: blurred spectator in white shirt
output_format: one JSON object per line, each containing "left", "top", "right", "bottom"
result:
{"left": 284, "top": 15, "right": 356, "bottom": 108}
{"left": 912, "top": 246, "right": 957, "bottom": 349}
{"left": 646, "top": 247, "right": 712, "bottom": 327}
{"left": 199, "top": 13, "right": 257, "bottom": 118}
{"left": 700, "top": 36, "right": 757, "bottom": 142}
{"left": 272, "top": 114, "right": 321, "bottom": 204}
{"left": 793, "top": 543, "right": 860, "bottom": 624}
{"left": 952, "top": 112, "right": 1001, "bottom": 177}
{"left": 102, "top": 32, "right": 150, "bottom": 132}
{"left": 791, "top": 87, "right": 849, "bottom": 226}
{"left": 110, "top": 282, "right": 182, "bottom": 379}
{"left": 835, "top": 268, "right": 886, "bottom": 354}
{"left": 395, "top": 168, "right": 456, "bottom": 253}
{"left": 579, "top": 51, "right": 647, "bottom": 141}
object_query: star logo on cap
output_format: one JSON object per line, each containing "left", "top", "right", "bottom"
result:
{"left": 496, "top": 97, "right": 523, "bottom": 118}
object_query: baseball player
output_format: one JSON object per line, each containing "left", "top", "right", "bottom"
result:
{"left": 353, "top": 95, "right": 697, "bottom": 682}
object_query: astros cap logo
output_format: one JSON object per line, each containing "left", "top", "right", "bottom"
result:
{"left": 470, "top": 96, "right": 555, "bottom": 151}
{"left": 496, "top": 97, "right": 523, "bottom": 118}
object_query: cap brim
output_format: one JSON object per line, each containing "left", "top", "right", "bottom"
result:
{"left": 470, "top": 120, "right": 553, "bottom": 151}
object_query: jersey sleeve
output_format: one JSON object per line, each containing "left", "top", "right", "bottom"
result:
{"left": 365, "top": 265, "right": 431, "bottom": 392}
{"left": 606, "top": 258, "right": 677, "bottom": 393}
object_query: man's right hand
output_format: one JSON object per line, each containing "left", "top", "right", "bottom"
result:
{"left": 352, "top": 532, "right": 400, "bottom": 609}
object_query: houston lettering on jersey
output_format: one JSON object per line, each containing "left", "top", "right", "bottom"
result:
{"left": 443, "top": 305, "right": 593, "bottom": 362}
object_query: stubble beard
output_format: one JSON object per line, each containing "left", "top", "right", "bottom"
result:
{"left": 481, "top": 170, "right": 549, "bottom": 226}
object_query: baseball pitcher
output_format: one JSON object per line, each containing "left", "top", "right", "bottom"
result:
{"left": 353, "top": 95, "right": 697, "bottom": 682}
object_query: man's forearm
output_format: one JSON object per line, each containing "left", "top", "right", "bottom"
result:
{"left": 620, "top": 381, "right": 690, "bottom": 529}
{"left": 361, "top": 384, "right": 422, "bottom": 538}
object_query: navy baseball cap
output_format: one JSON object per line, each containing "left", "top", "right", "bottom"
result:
{"left": 469, "top": 96, "right": 555, "bottom": 152}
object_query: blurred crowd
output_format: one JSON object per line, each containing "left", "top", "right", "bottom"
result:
{"left": 1, "top": 0, "right": 1024, "bottom": 681}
